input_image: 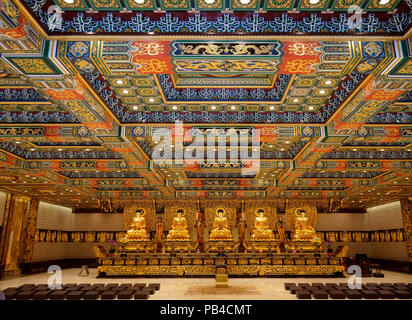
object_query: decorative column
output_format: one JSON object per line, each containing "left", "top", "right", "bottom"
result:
{"left": 0, "top": 194, "right": 34, "bottom": 277}
{"left": 196, "top": 200, "right": 204, "bottom": 252}
{"left": 400, "top": 198, "right": 412, "bottom": 263}
{"left": 20, "top": 199, "right": 40, "bottom": 265}
{"left": 237, "top": 200, "right": 246, "bottom": 252}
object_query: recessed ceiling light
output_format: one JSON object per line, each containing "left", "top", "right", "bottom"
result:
{"left": 16, "top": 141, "right": 20, "bottom": 144}
{"left": 211, "top": 106, "right": 217, "bottom": 110}
{"left": 308, "top": 106, "right": 314, "bottom": 110}
{"left": 406, "top": 177, "right": 409, "bottom": 180}
{"left": 379, "top": 0, "right": 390, "bottom": 4}
{"left": 204, "top": 0, "right": 215, "bottom": 3}
{"left": 85, "top": 148, "right": 90, "bottom": 151}
{"left": 380, "top": 149, "right": 385, "bottom": 151}
{"left": 63, "top": 0, "right": 74, "bottom": 3}
{"left": 269, "top": 106, "right": 275, "bottom": 110}
{"left": 133, "top": 106, "right": 139, "bottom": 110}
{"left": 134, "top": 0, "right": 145, "bottom": 4}
{"left": 319, "top": 90, "right": 326, "bottom": 94}
{"left": 309, "top": 0, "right": 320, "bottom": 3}
{"left": 280, "top": 148, "right": 285, "bottom": 151}
{"left": 353, "top": 148, "right": 357, "bottom": 151}
{"left": 293, "top": 98, "right": 299, "bottom": 102}
{"left": 58, "top": 148, "right": 62, "bottom": 151}
{"left": 230, "top": 106, "right": 236, "bottom": 110}
{"left": 269, "top": 145, "right": 273, "bottom": 148}
{"left": 116, "top": 80, "right": 124, "bottom": 85}
{"left": 393, "top": 181, "right": 397, "bottom": 183}
{"left": 122, "top": 89, "right": 129, "bottom": 94}
{"left": 324, "top": 80, "right": 332, "bottom": 85}
{"left": 408, "top": 149, "right": 411, "bottom": 152}
{"left": 285, "top": 141, "right": 290, "bottom": 144}
{"left": 30, "top": 148, "right": 35, "bottom": 151}
{"left": 342, "top": 170, "right": 346, "bottom": 173}
{"left": 239, "top": 0, "right": 251, "bottom": 3}
{"left": 172, "top": 106, "right": 178, "bottom": 110}
{"left": 148, "top": 98, "right": 155, "bottom": 103}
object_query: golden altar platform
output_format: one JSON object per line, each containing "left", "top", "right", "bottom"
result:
{"left": 96, "top": 252, "right": 345, "bottom": 277}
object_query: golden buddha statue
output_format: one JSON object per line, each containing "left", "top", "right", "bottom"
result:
{"left": 209, "top": 209, "right": 233, "bottom": 241}
{"left": 126, "top": 209, "right": 150, "bottom": 241}
{"left": 293, "top": 209, "right": 316, "bottom": 240}
{"left": 167, "top": 209, "right": 191, "bottom": 241}
{"left": 251, "top": 209, "right": 274, "bottom": 241}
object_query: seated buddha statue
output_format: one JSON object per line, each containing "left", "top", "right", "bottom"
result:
{"left": 209, "top": 209, "right": 233, "bottom": 241}
{"left": 166, "top": 209, "right": 191, "bottom": 241}
{"left": 126, "top": 209, "right": 150, "bottom": 241}
{"left": 251, "top": 209, "right": 274, "bottom": 241}
{"left": 293, "top": 209, "right": 316, "bottom": 241}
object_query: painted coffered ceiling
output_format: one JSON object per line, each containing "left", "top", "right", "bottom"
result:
{"left": 0, "top": 0, "right": 411, "bottom": 210}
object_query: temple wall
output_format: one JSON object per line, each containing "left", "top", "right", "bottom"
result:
{"left": 74, "top": 213, "right": 125, "bottom": 231}
{"left": 315, "top": 202, "right": 408, "bottom": 262}
{"left": 32, "top": 242, "right": 96, "bottom": 261}
{"left": 36, "top": 201, "right": 74, "bottom": 231}
{"left": 31, "top": 200, "right": 408, "bottom": 263}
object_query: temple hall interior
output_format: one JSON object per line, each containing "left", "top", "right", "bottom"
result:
{"left": 0, "top": 0, "right": 412, "bottom": 302}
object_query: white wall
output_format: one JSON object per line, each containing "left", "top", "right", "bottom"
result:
{"left": 36, "top": 201, "right": 74, "bottom": 231}
{"left": 316, "top": 201, "right": 408, "bottom": 261}
{"left": 74, "top": 213, "right": 125, "bottom": 231}
{"left": 0, "top": 191, "right": 7, "bottom": 226}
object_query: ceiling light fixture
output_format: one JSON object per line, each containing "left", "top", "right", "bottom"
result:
{"left": 148, "top": 98, "right": 155, "bottom": 102}
{"left": 116, "top": 80, "right": 124, "bottom": 85}
{"left": 324, "top": 80, "right": 332, "bottom": 85}
{"left": 319, "top": 90, "right": 326, "bottom": 94}
{"left": 308, "top": 106, "right": 314, "bottom": 110}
